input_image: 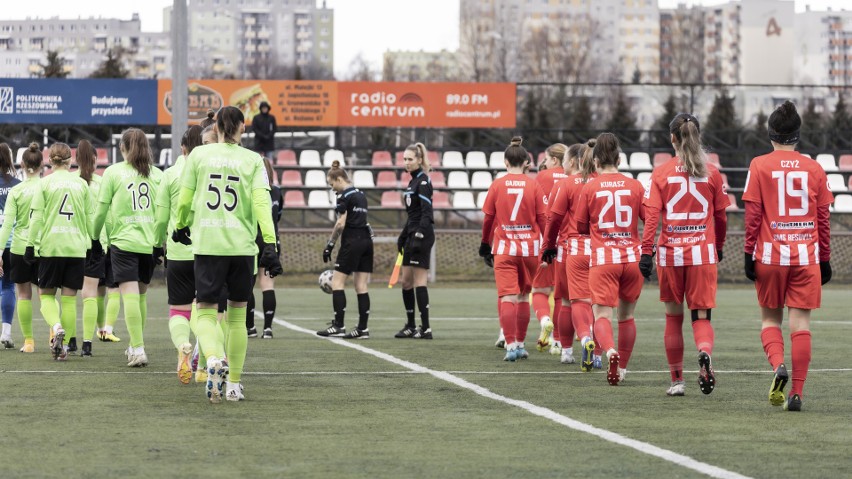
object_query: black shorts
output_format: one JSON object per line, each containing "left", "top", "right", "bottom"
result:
{"left": 84, "top": 248, "right": 106, "bottom": 281}
{"left": 38, "top": 257, "right": 85, "bottom": 290}
{"left": 109, "top": 246, "right": 155, "bottom": 285}
{"left": 402, "top": 229, "right": 434, "bottom": 269}
{"left": 10, "top": 252, "right": 37, "bottom": 284}
{"left": 167, "top": 259, "right": 195, "bottom": 305}
{"left": 335, "top": 229, "right": 373, "bottom": 275}
{"left": 195, "top": 255, "right": 254, "bottom": 304}
{"left": 104, "top": 251, "right": 118, "bottom": 289}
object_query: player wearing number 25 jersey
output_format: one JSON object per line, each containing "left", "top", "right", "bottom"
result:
{"left": 575, "top": 133, "right": 645, "bottom": 386}
{"left": 742, "top": 101, "right": 833, "bottom": 411}
{"left": 480, "top": 137, "right": 547, "bottom": 362}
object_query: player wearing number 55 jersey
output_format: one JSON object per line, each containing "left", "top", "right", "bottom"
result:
{"left": 641, "top": 114, "right": 730, "bottom": 397}
{"left": 575, "top": 133, "right": 645, "bottom": 386}
{"left": 742, "top": 101, "right": 833, "bottom": 412}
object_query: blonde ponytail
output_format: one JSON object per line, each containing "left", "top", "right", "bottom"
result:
{"left": 405, "top": 142, "right": 430, "bottom": 172}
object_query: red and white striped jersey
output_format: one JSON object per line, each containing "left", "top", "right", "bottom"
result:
{"left": 575, "top": 173, "right": 646, "bottom": 266}
{"left": 537, "top": 168, "right": 568, "bottom": 199}
{"left": 549, "top": 173, "right": 595, "bottom": 256}
{"left": 482, "top": 173, "right": 547, "bottom": 257}
{"left": 742, "top": 150, "right": 833, "bottom": 266}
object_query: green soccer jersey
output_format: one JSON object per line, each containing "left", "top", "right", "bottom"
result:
{"left": 75, "top": 172, "right": 112, "bottom": 248}
{"left": 98, "top": 162, "right": 161, "bottom": 254}
{"left": 181, "top": 143, "right": 270, "bottom": 256}
{"left": 155, "top": 155, "right": 193, "bottom": 261}
{"left": 0, "top": 177, "right": 40, "bottom": 255}
{"left": 29, "top": 170, "right": 92, "bottom": 258}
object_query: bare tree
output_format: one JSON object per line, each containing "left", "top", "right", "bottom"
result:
{"left": 661, "top": 6, "right": 705, "bottom": 84}
{"left": 347, "top": 53, "right": 375, "bottom": 81}
{"left": 382, "top": 54, "right": 397, "bottom": 82}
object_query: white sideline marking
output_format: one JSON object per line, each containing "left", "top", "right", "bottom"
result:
{"left": 282, "top": 316, "right": 852, "bottom": 325}
{"left": 271, "top": 316, "right": 752, "bottom": 479}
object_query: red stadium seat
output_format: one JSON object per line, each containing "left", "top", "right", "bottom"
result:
{"left": 847, "top": 176, "right": 852, "bottom": 191}
{"left": 707, "top": 153, "right": 721, "bottom": 167}
{"left": 726, "top": 193, "right": 739, "bottom": 211}
{"left": 839, "top": 154, "right": 852, "bottom": 171}
{"left": 96, "top": 148, "right": 109, "bottom": 163}
{"left": 376, "top": 171, "right": 398, "bottom": 188}
{"left": 280, "top": 170, "right": 302, "bottom": 187}
{"left": 433, "top": 191, "right": 451, "bottom": 208}
{"left": 276, "top": 149, "right": 297, "bottom": 165}
{"left": 653, "top": 153, "right": 673, "bottom": 167}
{"left": 428, "top": 151, "right": 441, "bottom": 168}
{"left": 283, "top": 190, "right": 306, "bottom": 207}
{"left": 429, "top": 171, "right": 446, "bottom": 188}
{"left": 394, "top": 151, "right": 405, "bottom": 167}
{"left": 381, "top": 191, "right": 403, "bottom": 208}
{"left": 372, "top": 151, "right": 392, "bottom": 166}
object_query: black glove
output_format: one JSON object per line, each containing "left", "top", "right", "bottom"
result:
{"left": 260, "top": 243, "right": 283, "bottom": 278}
{"left": 91, "top": 239, "right": 104, "bottom": 259}
{"left": 172, "top": 227, "right": 192, "bottom": 246}
{"left": 483, "top": 255, "right": 494, "bottom": 268}
{"left": 322, "top": 241, "right": 334, "bottom": 263}
{"left": 820, "top": 261, "right": 832, "bottom": 285}
{"left": 479, "top": 242, "right": 494, "bottom": 268}
{"left": 541, "top": 248, "right": 558, "bottom": 264}
{"left": 638, "top": 254, "right": 654, "bottom": 279}
{"left": 409, "top": 233, "right": 423, "bottom": 255}
{"left": 717, "top": 248, "right": 724, "bottom": 263}
{"left": 152, "top": 247, "right": 165, "bottom": 266}
{"left": 23, "top": 246, "right": 36, "bottom": 265}
{"left": 397, "top": 231, "right": 408, "bottom": 253}
{"left": 744, "top": 253, "right": 756, "bottom": 282}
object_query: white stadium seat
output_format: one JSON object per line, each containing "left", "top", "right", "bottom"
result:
{"left": 489, "top": 152, "right": 505, "bottom": 169}
{"left": 447, "top": 171, "right": 471, "bottom": 189}
{"left": 827, "top": 173, "right": 847, "bottom": 192}
{"left": 323, "top": 149, "right": 345, "bottom": 167}
{"left": 452, "top": 191, "right": 476, "bottom": 209}
{"left": 442, "top": 151, "right": 464, "bottom": 169}
{"left": 834, "top": 194, "right": 852, "bottom": 212}
{"left": 304, "top": 169, "right": 327, "bottom": 188}
{"left": 352, "top": 170, "right": 375, "bottom": 188}
{"left": 476, "top": 191, "right": 488, "bottom": 209}
{"left": 299, "top": 150, "right": 321, "bottom": 167}
{"left": 470, "top": 171, "right": 493, "bottom": 189}
{"left": 307, "top": 190, "right": 332, "bottom": 208}
{"left": 816, "top": 154, "right": 838, "bottom": 172}
{"left": 159, "top": 149, "right": 172, "bottom": 166}
{"left": 619, "top": 152, "right": 628, "bottom": 169}
{"left": 466, "top": 151, "right": 488, "bottom": 169}
{"left": 622, "top": 172, "right": 634, "bottom": 178}
{"left": 629, "top": 152, "right": 651, "bottom": 170}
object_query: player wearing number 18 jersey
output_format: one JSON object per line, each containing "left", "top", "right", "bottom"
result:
{"left": 480, "top": 137, "right": 547, "bottom": 362}
{"left": 575, "top": 133, "right": 645, "bottom": 385}
{"left": 742, "top": 101, "right": 833, "bottom": 411}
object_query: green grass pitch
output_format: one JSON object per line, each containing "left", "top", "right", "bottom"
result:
{"left": 1, "top": 284, "right": 850, "bottom": 478}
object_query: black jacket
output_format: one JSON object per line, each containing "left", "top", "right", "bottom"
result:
{"left": 252, "top": 111, "right": 277, "bottom": 152}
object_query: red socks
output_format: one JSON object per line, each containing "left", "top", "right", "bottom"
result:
{"left": 558, "top": 303, "right": 573, "bottom": 346}
{"left": 499, "top": 302, "right": 517, "bottom": 345}
{"left": 692, "top": 319, "right": 714, "bottom": 354}
{"left": 761, "top": 326, "right": 785, "bottom": 371}
{"left": 790, "top": 331, "right": 811, "bottom": 397}
{"left": 517, "top": 301, "right": 531, "bottom": 343}
{"left": 552, "top": 298, "right": 562, "bottom": 343}
{"left": 664, "top": 314, "right": 685, "bottom": 382}
{"left": 593, "top": 317, "right": 615, "bottom": 352}
{"left": 617, "top": 318, "right": 636, "bottom": 368}
{"left": 571, "top": 302, "right": 593, "bottom": 339}
{"left": 531, "top": 293, "right": 551, "bottom": 323}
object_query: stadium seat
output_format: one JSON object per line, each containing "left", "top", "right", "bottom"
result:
{"left": 429, "top": 171, "right": 446, "bottom": 188}
{"left": 380, "top": 191, "right": 403, "bottom": 208}
{"left": 726, "top": 193, "right": 739, "bottom": 211}
{"left": 833, "top": 194, "right": 852, "bottom": 212}
{"left": 427, "top": 151, "right": 441, "bottom": 168}
{"left": 15, "top": 147, "right": 25, "bottom": 165}
{"left": 304, "top": 170, "right": 327, "bottom": 188}
{"left": 283, "top": 190, "right": 306, "bottom": 207}
{"left": 371, "top": 151, "right": 392, "bottom": 167}
{"left": 352, "top": 170, "right": 375, "bottom": 188}
{"left": 839, "top": 154, "right": 852, "bottom": 171}
{"left": 452, "top": 191, "right": 476, "bottom": 209}
{"left": 619, "top": 152, "right": 628, "bottom": 169}
{"left": 276, "top": 149, "right": 297, "bottom": 165}
{"left": 816, "top": 154, "right": 838, "bottom": 171}
{"left": 447, "top": 171, "right": 471, "bottom": 189}
{"left": 476, "top": 191, "right": 488, "bottom": 209}
{"left": 323, "top": 149, "right": 345, "bottom": 167}
{"left": 442, "top": 151, "right": 464, "bottom": 169}
{"left": 280, "top": 170, "right": 302, "bottom": 187}
{"left": 848, "top": 176, "right": 852, "bottom": 192}
{"left": 159, "top": 149, "right": 172, "bottom": 166}
{"left": 828, "top": 173, "right": 847, "bottom": 192}
{"left": 307, "top": 190, "right": 332, "bottom": 208}
{"left": 470, "top": 171, "right": 493, "bottom": 189}
{"left": 636, "top": 172, "right": 652, "bottom": 191}
{"left": 489, "top": 152, "right": 505, "bottom": 169}
{"left": 622, "top": 172, "right": 634, "bottom": 178}
{"left": 629, "top": 152, "right": 652, "bottom": 170}
{"left": 96, "top": 148, "right": 109, "bottom": 165}
{"left": 707, "top": 153, "right": 721, "bottom": 167}
{"left": 42, "top": 148, "right": 50, "bottom": 162}
{"left": 653, "top": 153, "right": 673, "bottom": 167}
{"left": 299, "top": 150, "right": 321, "bottom": 167}
{"left": 376, "top": 171, "right": 398, "bottom": 188}
{"left": 433, "top": 191, "right": 451, "bottom": 208}
{"left": 466, "top": 151, "right": 488, "bottom": 169}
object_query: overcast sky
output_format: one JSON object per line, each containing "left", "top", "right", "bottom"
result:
{"left": 4, "top": 0, "right": 852, "bottom": 77}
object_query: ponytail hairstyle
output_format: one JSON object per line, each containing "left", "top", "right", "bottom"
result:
{"left": 767, "top": 100, "right": 802, "bottom": 145}
{"left": 21, "top": 142, "right": 43, "bottom": 174}
{"left": 76, "top": 139, "right": 96, "bottom": 185}
{"left": 669, "top": 113, "right": 707, "bottom": 178}
{"left": 120, "top": 128, "right": 151, "bottom": 178}
{"left": 327, "top": 159, "right": 349, "bottom": 184}
{"left": 0, "top": 143, "right": 14, "bottom": 180}
{"left": 544, "top": 143, "right": 567, "bottom": 170}
{"left": 201, "top": 124, "right": 217, "bottom": 145}
{"left": 181, "top": 125, "right": 204, "bottom": 155}
{"left": 48, "top": 142, "right": 73, "bottom": 169}
{"left": 404, "top": 142, "right": 430, "bottom": 173}
{"left": 579, "top": 139, "right": 597, "bottom": 181}
{"left": 565, "top": 143, "right": 585, "bottom": 172}
{"left": 199, "top": 109, "right": 216, "bottom": 128}
{"left": 505, "top": 136, "right": 530, "bottom": 168}
{"left": 263, "top": 157, "right": 275, "bottom": 187}
{"left": 592, "top": 133, "right": 620, "bottom": 170}
{"left": 217, "top": 106, "right": 245, "bottom": 145}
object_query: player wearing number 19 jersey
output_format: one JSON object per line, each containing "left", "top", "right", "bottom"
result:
{"left": 742, "top": 101, "right": 833, "bottom": 411}
{"left": 575, "top": 133, "right": 645, "bottom": 386}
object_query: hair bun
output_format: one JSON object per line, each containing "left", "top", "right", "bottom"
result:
{"left": 28, "top": 142, "right": 39, "bottom": 152}
{"left": 331, "top": 160, "right": 341, "bottom": 169}
{"left": 586, "top": 139, "right": 597, "bottom": 148}
{"left": 510, "top": 136, "right": 523, "bottom": 147}
{"left": 206, "top": 109, "right": 215, "bottom": 119}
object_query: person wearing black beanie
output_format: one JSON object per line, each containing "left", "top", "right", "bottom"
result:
{"left": 740, "top": 100, "right": 834, "bottom": 412}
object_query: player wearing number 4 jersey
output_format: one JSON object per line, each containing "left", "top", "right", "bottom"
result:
{"left": 480, "top": 137, "right": 547, "bottom": 362}
{"left": 742, "top": 101, "right": 833, "bottom": 412}
{"left": 640, "top": 114, "right": 729, "bottom": 397}
{"left": 575, "top": 133, "right": 645, "bottom": 385}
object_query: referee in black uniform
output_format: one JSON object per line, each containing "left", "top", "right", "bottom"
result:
{"left": 395, "top": 142, "right": 434, "bottom": 339}
{"left": 318, "top": 160, "right": 373, "bottom": 339}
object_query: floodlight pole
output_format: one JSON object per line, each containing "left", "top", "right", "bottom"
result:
{"left": 171, "top": 0, "right": 189, "bottom": 161}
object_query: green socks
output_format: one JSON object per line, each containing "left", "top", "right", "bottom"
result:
{"left": 106, "top": 292, "right": 121, "bottom": 328}
{"left": 40, "top": 294, "right": 60, "bottom": 329}
{"left": 17, "top": 299, "right": 33, "bottom": 340}
{"left": 96, "top": 296, "right": 106, "bottom": 329}
{"left": 60, "top": 296, "right": 76, "bottom": 345}
{"left": 122, "top": 293, "right": 144, "bottom": 348}
{"left": 82, "top": 297, "right": 98, "bottom": 341}
{"left": 226, "top": 307, "right": 248, "bottom": 383}
{"left": 189, "top": 305, "right": 206, "bottom": 369}
{"left": 168, "top": 313, "right": 192, "bottom": 350}
{"left": 196, "top": 308, "right": 226, "bottom": 360}
{"left": 140, "top": 293, "right": 148, "bottom": 331}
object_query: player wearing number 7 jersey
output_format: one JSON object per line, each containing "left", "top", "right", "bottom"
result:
{"left": 742, "top": 101, "right": 833, "bottom": 412}
{"left": 575, "top": 133, "right": 645, "bottom": 386}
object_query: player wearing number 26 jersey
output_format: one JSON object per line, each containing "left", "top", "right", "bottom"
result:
{"left": 575, "top": 133, "right": 644, "bottom": 386}
{"left": 742, "top": 101, "right": 832, "bottom": 411}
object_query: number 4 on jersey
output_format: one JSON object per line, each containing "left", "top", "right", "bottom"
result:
{"left": 59, "top": 194, "right": 74, "bottom": 220}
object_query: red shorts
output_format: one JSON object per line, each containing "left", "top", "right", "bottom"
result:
{"left": 532, "top": 258, "right": 554, "bottom": 289}
{"left": 566, "top": 253, "right": 592, "bottom": 301}
{"left": 553, "top": 247, "right": 569, "bottom": 299}
{"left": 494, "top": 255, "right": 539, "bottom": 298}
{"left": 657, "top": 264, "right": 717, "bottom": 310}
{"left": 754, "top": 263, "right": 821, "bottom": 310}
{"left": 589, "top": 262, "right": 643, "bottom": 307}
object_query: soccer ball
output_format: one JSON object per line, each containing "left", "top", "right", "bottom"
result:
{"left": 318, "top": 269, "right": 334, "bottom": 294}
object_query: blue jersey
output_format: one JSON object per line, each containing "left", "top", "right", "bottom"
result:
{"left": 0, "top": 175, "right": 21, "bottom": 249}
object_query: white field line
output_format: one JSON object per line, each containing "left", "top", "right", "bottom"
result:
{"left": 270, "top": 314, "right": 753, "bottom": 479}
{"left": 281, "top": 316, "right": 852, "bottom": 325}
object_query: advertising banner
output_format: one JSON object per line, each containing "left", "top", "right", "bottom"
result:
{"left": 0, "top": 78, "right": 157, "bottom": 125}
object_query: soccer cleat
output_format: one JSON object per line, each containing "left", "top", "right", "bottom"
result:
{"left": 503, "top": 348, "right": 518, "bottom": 362}
{"left": 316, "top": 323, "right": 345, "bottom": 337}
{"left": 127, "top": 349, "right": 149, "bottom": 367}
{"left": 177, "top": 342, "right": 193, "bottom": 384}
{"left": 549, "top": 339, "right": 562, "bottom": 356}
{"left": 1, "top": 335, "right": 14, "bottom": 349}
{"left": 698, "top": 351, "right": 716, "bottom": 395}
{"left": 55, "top": 346, "right": 68, "bottom": 362}
{"left": 51, "top": 328, "right": 65, "bottom": 360}
{"left": 206, "top": 358, "right": 228, "bottom": 404}
{"left": 560, "top": 347, "right": 575, "bottom": 364}
{"left": 81, "top": 341, "right": 92, "bottom": 357}
{"left": 247, "top": 327, "right": 258, "bottom": 338}
{"left": 395, "top": 326, "right": 417, "bottom": 338}
{"left": 98, "top": 331, "right": 121, "bottom": 342}
{"left": 768, "top": 364, "right": 789, "bottom": 406}
{"left": 536, "top": 318, "right": 553, "bottom": 352}
{"left": 19, "top": 339, "right": 35, "bottom": 353}
{"left": 413, "top": 327, "right": 432, "bottom": 339}
{"left": 261, "top": 328, "right": 273, "bottom": 339}
{"left": 343, "top": 328, "right": 370, "bottom": 339}
{"left": 191, "top": 343, "right": 199, "bottom": 372}
{"left": 195, "top": 369, "right": 208, "bottom": 383}
{"left": 67, "top": 337, "right": 78, "bottom": 355}
{"left": 784, "top": 393, "right": 802, "bottom": 412}
{"left": 606, "top": 351, "right": 621, "bottom": 385}
{"left": 495, "top": 329, "right": 505, "bottom": 349}
{"left": 666, "top": 381, "right": 686, "bottom": 396}
{"left": 580, "top": 337, "right": 595, "bottom": 372}
{"left": 516, "top": 345, "right": 529, "bottom": 359}
{"left": 593, "top": 355, "right": 603, "bottom": 370}
{"left": 225, "top": 381, "right": 244, "bottom": 402}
